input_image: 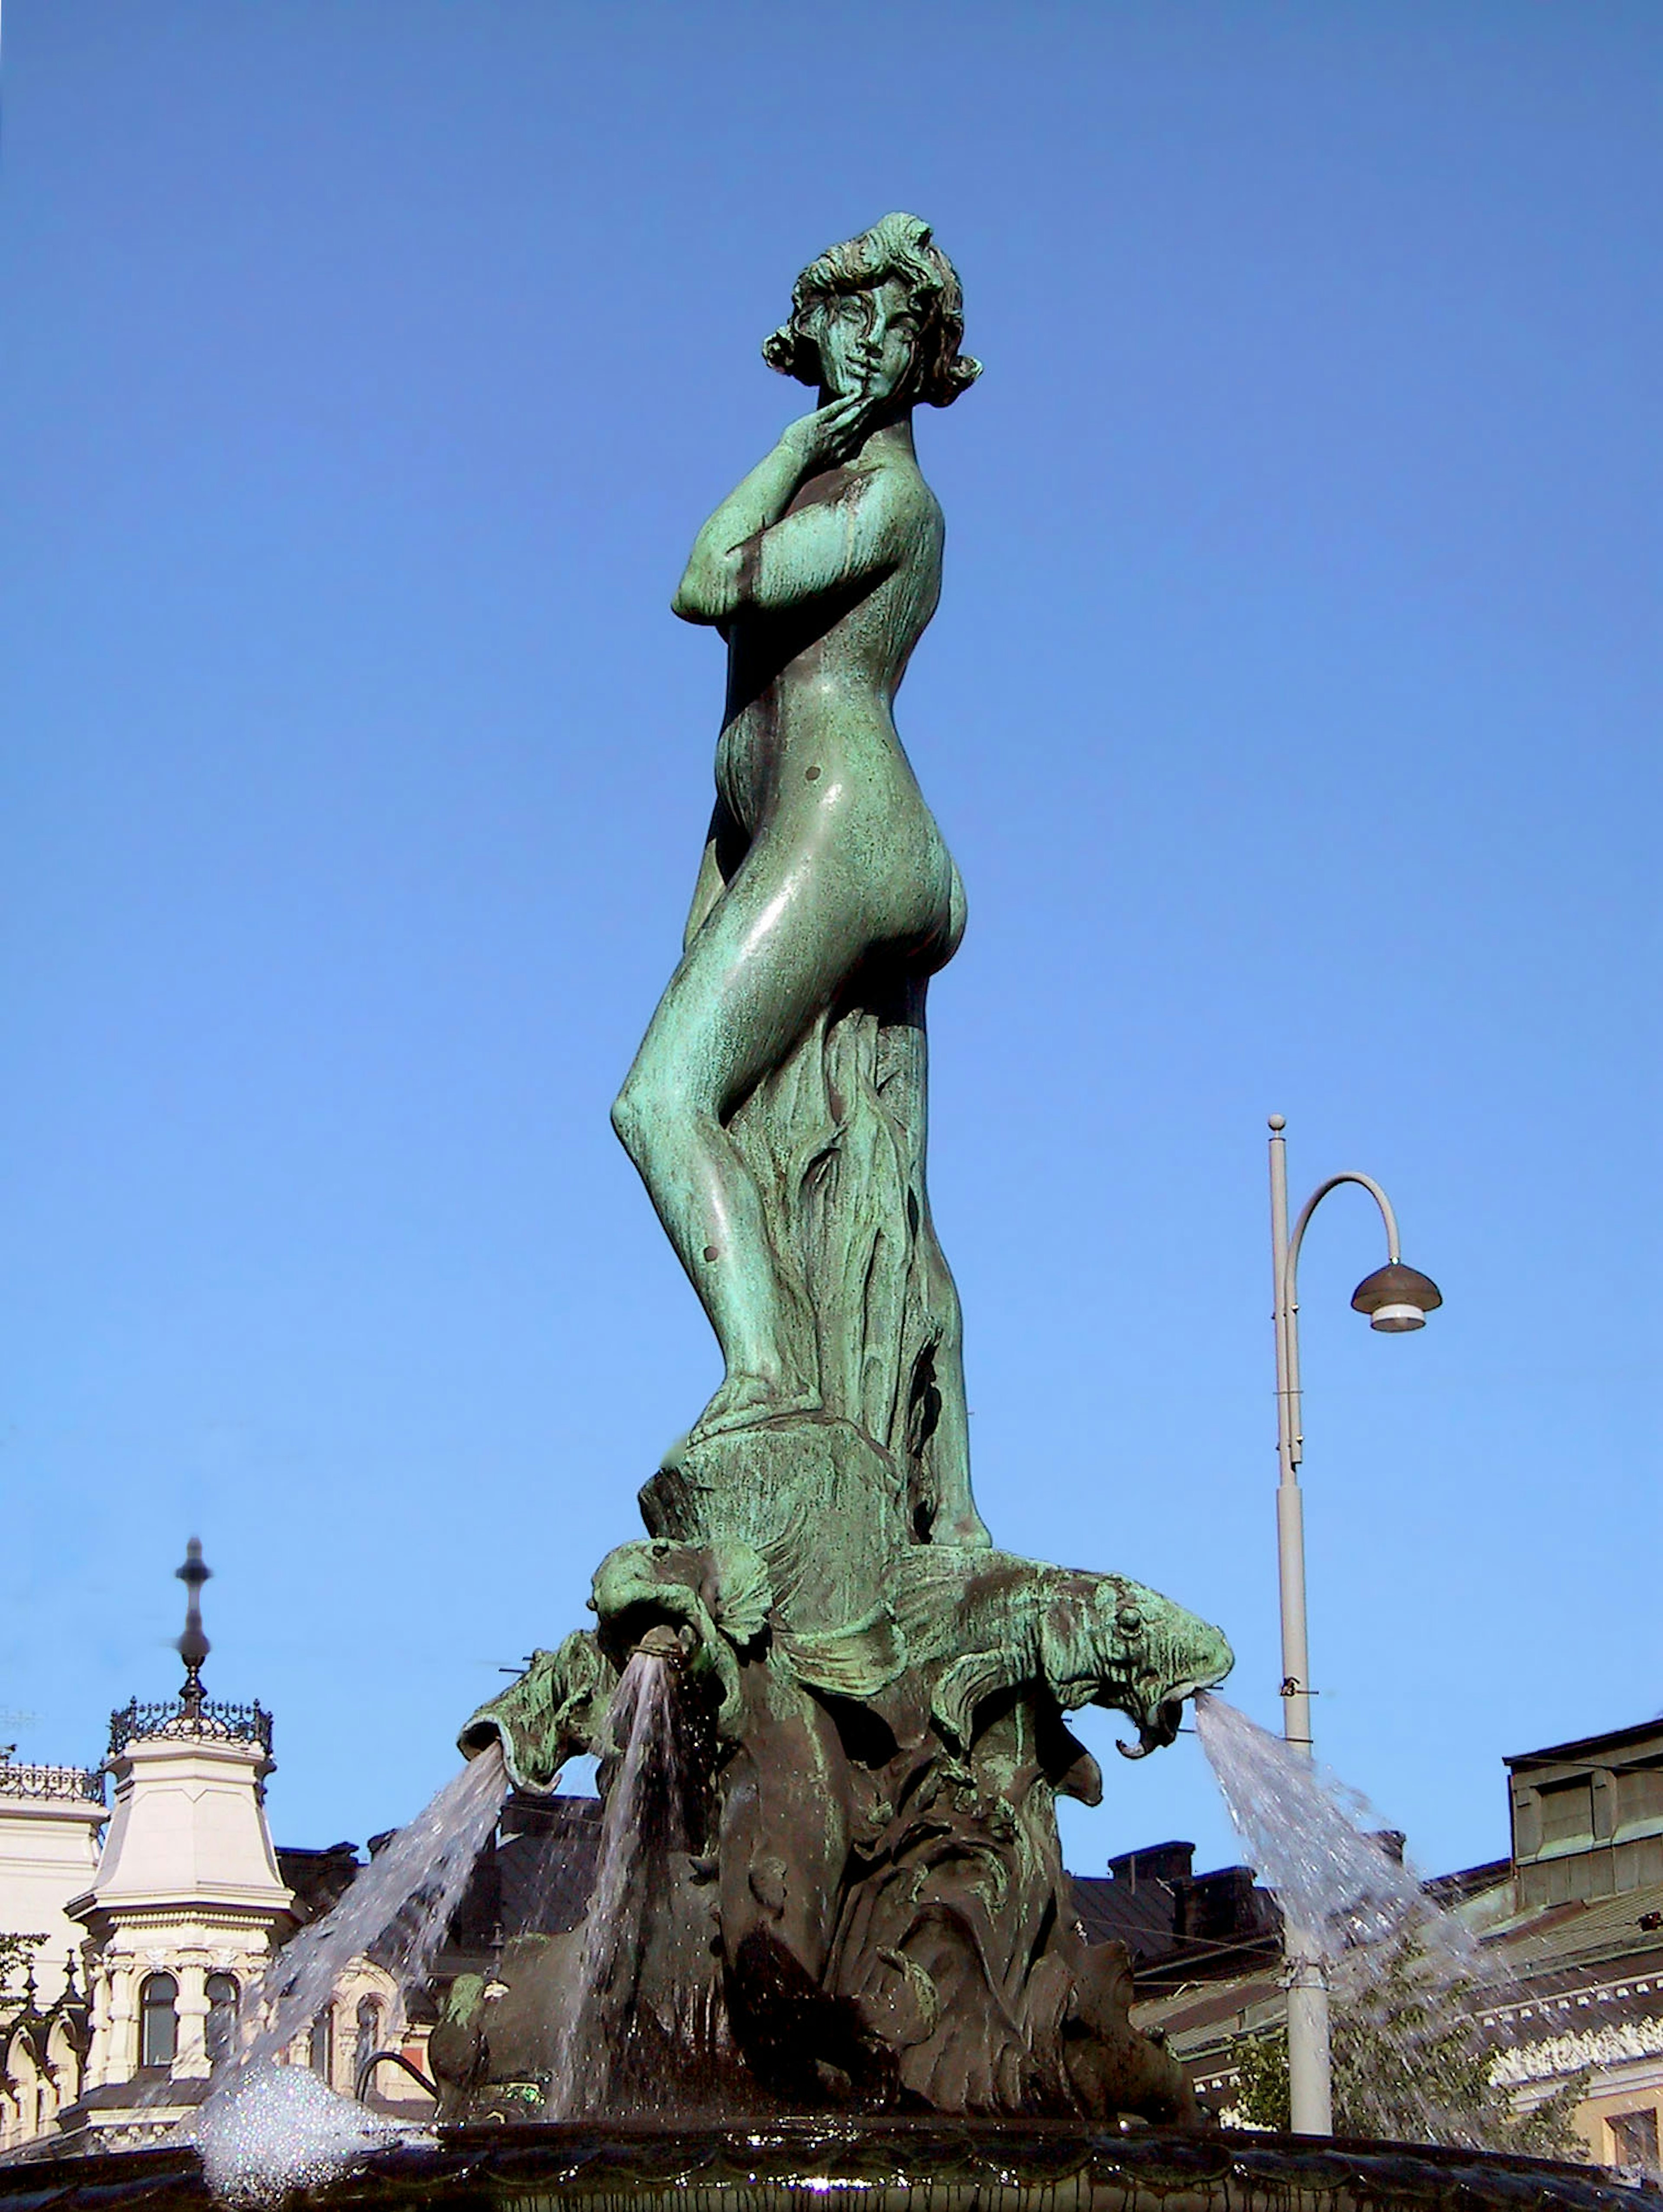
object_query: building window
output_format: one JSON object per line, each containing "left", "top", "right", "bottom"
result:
{"left": 139, "top": 1973, "right": 178, "bottom": 2068}
{"left": 1537, "top": 1777, "right": 1594, "bottom": 1851}
{"left": 353, "top": 1998, "right": 383, "bottom": 2087}
{"left": 1609, "top": 2109, "right": 1660, "bottom": 2173}
{"left": 205, "top": 1973, "right": 239, "bottom": 2066}
{"left": 1617, "top": 1763, "right": 1663, "bottom": 1833}
{"left": 308, "top": 2007, "right": 333, "bottom": 2081}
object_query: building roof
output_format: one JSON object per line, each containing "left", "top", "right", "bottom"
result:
{"left": 1072, "top": 1869, "right": 1187, "bottom": 1965}
{"left": 1071, "top": 1843, "right": 1283, "bottom": 1987}
{"left": 1505, "top": 1719, "right": 1663, "bottom": 1770}
{"left": 1481, "top": 1878, "right": 1663, "bottom": 1980}
{"left": 1130, "top": 1966, "right": 1285, "bottom": 2054}
{"left": 275, "top": 1841, "right": 363, "bottom": 1924}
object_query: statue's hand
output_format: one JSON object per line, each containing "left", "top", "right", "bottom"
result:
{"left": 784, "top": 394, "right": 877, "bottom": 473}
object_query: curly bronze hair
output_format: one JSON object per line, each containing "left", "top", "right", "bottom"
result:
{"left": 762, "top": 213, "right": 982, "bottom": 409}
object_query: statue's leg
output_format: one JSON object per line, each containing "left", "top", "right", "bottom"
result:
{"left": 611, "top": 832, "right": 874, "bottom": 1436}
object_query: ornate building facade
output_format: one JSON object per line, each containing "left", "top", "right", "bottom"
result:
{"left": 0, "top": 1549, "right": 427, "bottom": 2154}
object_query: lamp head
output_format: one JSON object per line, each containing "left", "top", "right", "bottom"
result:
{"left": 1351, "top": 1261, "right": 1443, "bottom": 1333}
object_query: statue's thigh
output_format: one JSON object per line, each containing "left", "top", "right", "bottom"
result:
{"left": 644, "top": 843, "right": 875, "bottom": 1117}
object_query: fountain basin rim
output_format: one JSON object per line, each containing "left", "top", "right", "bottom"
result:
{"left": 0, "top": 2119, "right": 1644, "bottom": 2212}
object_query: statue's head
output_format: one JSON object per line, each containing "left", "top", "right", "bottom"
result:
{"left": 764, "top": 213, "right": 982, "bottom": 411}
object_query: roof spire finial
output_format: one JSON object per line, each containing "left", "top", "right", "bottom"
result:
{"left": 176, "top": 1538, "right": 211, "bottom": 1716}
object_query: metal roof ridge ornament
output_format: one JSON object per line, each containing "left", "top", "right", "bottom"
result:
{"left": 0, "top": 1756, "right": 107, "bottom": 1804}
{"left": 176, "top": 1536, "right": 211, "bottom": 1716}
{"left": 105, "top": 1697, "right": 274, "bottom": 1760}
{"left": 103, "top": 1541, "right": 274, "bottom": 1758}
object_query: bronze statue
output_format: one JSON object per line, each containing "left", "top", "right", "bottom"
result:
{"left": 460, "top": 220, "right": 1233, "bottom": 2127}
{"left": 612, "top": 213, "right": 985, "bottom": 1544}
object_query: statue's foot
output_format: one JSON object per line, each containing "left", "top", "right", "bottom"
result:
{"left": 690, "top": 1372, "right": 822, "bottom": 1443}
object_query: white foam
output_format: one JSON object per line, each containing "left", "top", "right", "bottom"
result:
{"left": 195, "top": 2063, "right": 424, "bottom": 2206}
{"left": 191, "top": 1746, "right": 508, "bottom": 2202}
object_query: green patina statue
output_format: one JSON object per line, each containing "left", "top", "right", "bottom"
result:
{"left": 611, "top": 211, "right": 985, "bottom": 1548}
{"left": 458, "top": 217, "right": 1233, "bottom": 2127}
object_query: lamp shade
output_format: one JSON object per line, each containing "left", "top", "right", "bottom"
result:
{"left": 1351, "top": 1261, "right": 1443, "bottom": 1333}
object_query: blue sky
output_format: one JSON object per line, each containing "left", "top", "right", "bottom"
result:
{"left": 1, "top": 2, "right": 1657, "bottom": 1890}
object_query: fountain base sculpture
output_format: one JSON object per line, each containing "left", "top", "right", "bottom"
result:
{"left": 456, "top": 1497, "right": 1232, "bottom": 2124}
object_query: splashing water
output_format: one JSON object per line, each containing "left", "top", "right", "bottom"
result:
{"left": 550, "top": 1652, "right": 692, "bottom": 2117}
{"left": 1194, "top": 1695, "right": 1566, "bottom": 2155}
{"left": 241, "top": 1740, "right": 508, "bottom": 2073}
{"left": 1193, "top": 1692, "right": 1434, "bottom": 1955}
{"left": 195, "top": 1743, "right": 508, "bottom": 2203}
{"left": 195, "top": 2065, "right": 408, "bottom": 2206}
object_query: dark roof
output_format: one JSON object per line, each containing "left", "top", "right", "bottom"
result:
{"left": 1424, "top": 1857, "right": 1511, "bottom": 1905}
{"left": 496, "top": 1793, "right": 601, "bottom": 1938}
{"left": 1072, "top": 1871, "right": 1182, "bottom": 1965}
{"left": 276, "top": 1840, "right": 363, "bottom": 1922}
{"left": 1134, "top": 1966, "right": 1284, "bottom": 2046}
{"left": 1504, "top": 1717, "right": 1663, "bottom": 1769}
{"left": 420, "top": 1792, "right": 603, "bottom": 1993}
{"left": 1070, "top": 1851, "right": 1282, "bottom": 1986}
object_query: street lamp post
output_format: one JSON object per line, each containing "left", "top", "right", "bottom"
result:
{"left": 1266, "top": 1114, "right": 1442, "bottom": 2136}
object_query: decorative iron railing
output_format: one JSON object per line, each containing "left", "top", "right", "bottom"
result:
{"left": 0, "top": 1759, "right": 106, "bottom": 1805}
{"left": 107, "top": 1698, "right": 274, "bottom": 1758}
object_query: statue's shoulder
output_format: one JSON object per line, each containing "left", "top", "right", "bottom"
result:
{"left": 850, "top": 452, "right": 941, "bottom": 528}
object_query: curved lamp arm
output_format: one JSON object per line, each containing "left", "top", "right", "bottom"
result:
{"left": 1281, "top": 1173, "right": 1401, "bottom": 1472}
{"left": 1288, "top": 1173, "right": 1401, "bottom": 1282}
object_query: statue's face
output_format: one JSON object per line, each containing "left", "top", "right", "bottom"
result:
{"left": 809, "top": 275, "right": 920, "bottom": 406}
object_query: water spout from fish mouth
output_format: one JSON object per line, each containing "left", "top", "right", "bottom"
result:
{"left": 631, "top": 1623, "right": 684, "bottom": 1663}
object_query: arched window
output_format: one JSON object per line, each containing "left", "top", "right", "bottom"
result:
{"left": 353, "top": 1997, "right": 383, "bottom": 2086}
{"left": 47, "top": 2016, "right": 82, "bottom": 2117}
{"left": 5, "top": 2036, "right": 39, "bottom": 2143}
{"left": 139, "top": 1973, "right": 178, "bottom": 2068}
{"left": 205, "top": 1973, "right": 239, "bottom": 2066}
{"left": 308, "top": 2006, "right": 333, "bottom": 2081}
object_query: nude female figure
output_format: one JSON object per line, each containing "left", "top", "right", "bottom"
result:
{"left": 612, "top": 216, "right": 986, "bottom": 1543}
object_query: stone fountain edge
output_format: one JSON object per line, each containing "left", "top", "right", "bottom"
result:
{"left": 0, "top": 2121, "right": 1648, "bottom": 2212}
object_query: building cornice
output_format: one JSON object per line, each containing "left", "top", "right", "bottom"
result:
{"left": 65, "top": 1891, "right": 295, "bottom": 1936}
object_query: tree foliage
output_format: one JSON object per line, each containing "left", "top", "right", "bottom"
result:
{"left": 1226, "top": 1933, "right": 1588, "bottom": 2160}
{"left": 0, "top": 1933, "right": 47, "bottom": 2028}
